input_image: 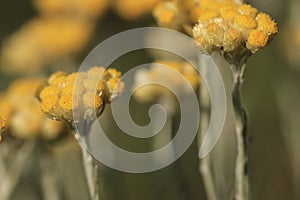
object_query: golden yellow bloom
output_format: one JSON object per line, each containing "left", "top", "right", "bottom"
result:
{"left": 133, "top": 60, "right": 200, "bottom": 102}
{"left": 1, "top": 78, "right": 65, "bottom": 141}
{"left": 220, "top": 6, "right": 238, "bottom": 22}
{"left": 256, "top": 13, "right": 278, "bottom": 35}
{"left": 246, "top": 30, "right": 268, "bottom": 53}
{"left": 198, "top": 10, "right": 220, "bottom": 23}
{"left": 238, "top": 4, "right": 258, "bottom": 17}
{"left": 38, "top": 67, "right": 124, "bottom": 123}
{"left": 193, "top": 1, "right": 278, "bottom": 55}
{"left": 234, "top": 14, "right": 257, "bottom": 35}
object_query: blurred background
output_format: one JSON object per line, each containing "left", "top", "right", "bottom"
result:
{"left": 0, "top": 0, "right": 299, "bottom": 199}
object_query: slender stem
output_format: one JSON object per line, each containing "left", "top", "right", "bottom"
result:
{"left": 81, "top": 146, "right": 101, "bottom": 200}
{"left": 198, "top": 54, "right": 217, "bottom": 200}
{"left": 69, "top": 120, "right": 102, "bottom": 200}
{"left": 231, "top": 64, "right": 249, "bottom": 200}
{"left": 40, "top": 148, "right": 61, "bottom": 200}
{"left": 72, "top": 121, "right": 101, "bottom": 200}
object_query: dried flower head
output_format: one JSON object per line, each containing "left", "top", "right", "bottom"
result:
{"left": 38, "top": 67, "right": 124, "bottom": 123}
{"left": 133, "top": 60, "right": 200, "bottom": 102}
{"left": 0, "top": 79, "right": 65, "bottom": 141}
{"left": 192, "top": 1, "right": 278, "bottom": 57}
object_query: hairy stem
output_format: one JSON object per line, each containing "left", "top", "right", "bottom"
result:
{"left": 81, "top": 146, "right": 101, "bottom": 200}
{"left": 231, "top": 64, "right": 249, "bottom": 200}
{"left": 72, "top": 120, "right": 101, "bottom": 200}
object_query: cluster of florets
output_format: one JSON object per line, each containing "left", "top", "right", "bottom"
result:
{"left": 192, "top": 1, "right": 278, "bottom": 54}
{"left": 38, "top": 67, "right": 124, "bottom": 123}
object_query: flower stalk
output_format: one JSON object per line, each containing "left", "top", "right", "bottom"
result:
{"left": 230, "top": 62, "right": 249, "bottom": 200}
{"left": 81, "top": 146, "right": 101, "bottom": 200}
{"left": 40, "top": 148, "right": 61, "bottom": 200}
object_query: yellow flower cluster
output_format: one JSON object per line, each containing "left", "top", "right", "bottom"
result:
{"left": 38, "top": 67, "right": 124, "bottom": 122}
{"left": 192, "top": 1, "right": 278, "bottom": 54}
{"left": 0, "top": 116, "right": 7, "bottom": 141}
{"left": 0, "top": 79, "right": 65, "bottom": 141}
{"left": 1, "top": 17, "right": 94, "bottom": 75}
{"left": 134, "top": 60, "right": 200, "bottom": 102}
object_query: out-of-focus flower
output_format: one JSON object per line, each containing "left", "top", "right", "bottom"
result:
{"left": 114, "top": 0, "right": 162, "bottom": 20}
{"left": 153, "top": 0, "right": 198, "bottom": 32}
{"left": 153, "top": 1, "right": 187, "bottom": 30}
{"left": 33, "top": 0, "right": 110, "bottom": 18}
{"left": 37, "top": 67, "right": 124, "bottom": 123}
{"left": 1, "top": 17, "right": 94, "bottom": 75}
{"left": 133, "top": 60, "right": 200, "bottom": 102}
{"left": 0, "top": 116, "right": 7, "bottom": 141}
{"left": 192, "top": 1, "right": 278, "bottom": 57}
{"left": 0, "top": 79, "right": 65, "bottom": 141}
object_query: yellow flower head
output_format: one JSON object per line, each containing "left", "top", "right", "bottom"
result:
{"left": 238, "top": 4, "right": 258, "bottom": 17}
{"left": 193, "top": 0, "right": 278, "bottom": 55}
{"left": 38, "top": 66, "right": 124, "bottom": 123}
{"left": 256, "top": 13, "right": 278, "bottom": 35}
{"left": 246, "top": 29, "right": 268, "bottom": 53}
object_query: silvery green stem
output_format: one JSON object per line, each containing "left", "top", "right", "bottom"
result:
{"left": 81, "top": 146, "right": 101, "bottom": 200}
{"left": 40, "top": 149, "right": 61, "bottom": 200}
{"left": 0, "top": 141, "right": 36, "bottom": 200}
{"left": 72, "top": 120, "right": 101, "bottom": 200}
{"left": 69, "top": 119, "right": 103, "bottom": 200}
{"left": 198, "top": 54, "right": 217, "bottom": 200}
{"left": 231, "top": 64, "right": 249, "bottom": 200}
